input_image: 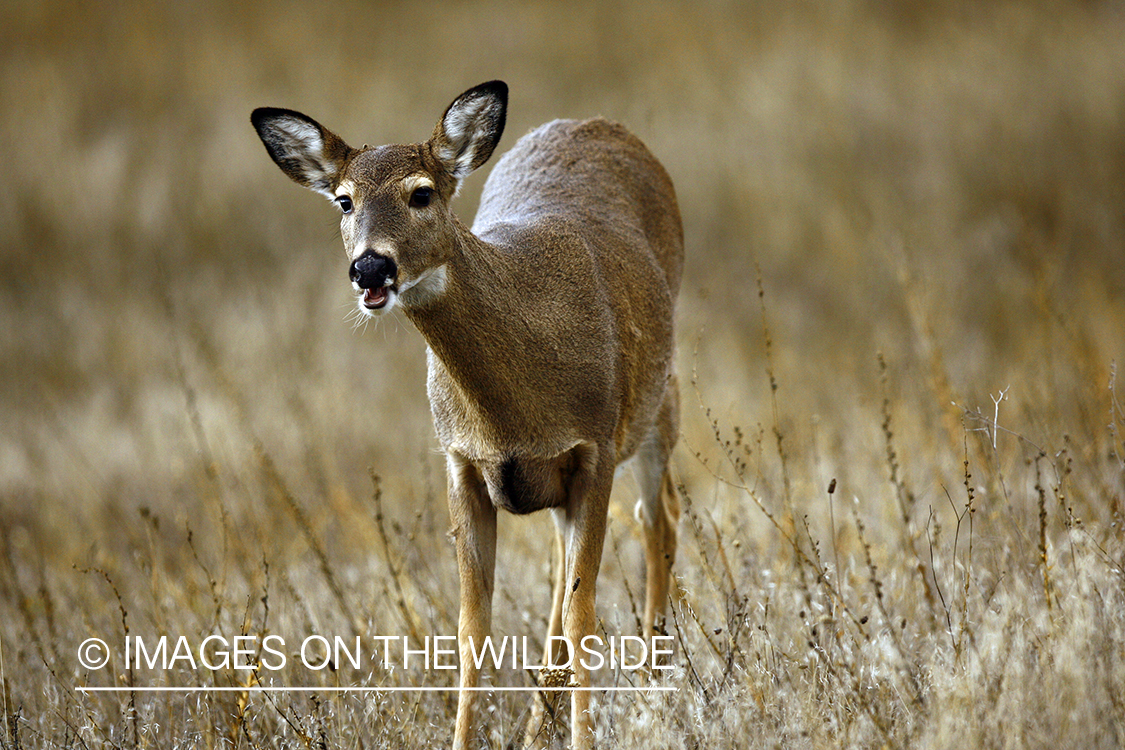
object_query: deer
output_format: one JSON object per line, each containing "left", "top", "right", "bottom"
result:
{"left": 251, "top": 81, "right": 683, "bottom": 749}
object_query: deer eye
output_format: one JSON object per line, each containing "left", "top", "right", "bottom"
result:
{"left": 335, "top": 195, "right": 353, "bottom": 214}
{"left": 409, "top": 186, "right": 433, "bottom": 208}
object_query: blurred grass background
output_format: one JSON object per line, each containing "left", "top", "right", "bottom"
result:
{"left": 2, "top": 1, "right": 1125, "bottom": 748}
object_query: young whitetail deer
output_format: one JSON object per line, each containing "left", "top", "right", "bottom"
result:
{"left": 252, "top": 81, "right": 682, "bottom": 749}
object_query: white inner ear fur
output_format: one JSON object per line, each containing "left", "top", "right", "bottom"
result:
{"left": 273, "top": 116, "right": 337, "bottom": 196}
{"left": 438, "top": 95, "right": 497, "bottom": 178}
{"left": 274, "top": 117, "right": 324, "bottom": 151}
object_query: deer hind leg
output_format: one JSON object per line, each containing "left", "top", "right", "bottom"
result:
{"left": 522, "top": 512, "right": 568, "bottom": 748}
{"left": 634, "top": 378, "right": 680, "bottom": 637}
{"left": 523, "top": 445, "right": 605, "bottom": 750}
{"left": 559, "top": 463, "right": 612, "bottom": 750}
{"left": 545, "top": 509, "right": 569, "bottom": 663}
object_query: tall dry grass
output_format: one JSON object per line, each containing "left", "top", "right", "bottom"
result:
{"left": 2, "top": 1, "right": 1124, "bottom": 747}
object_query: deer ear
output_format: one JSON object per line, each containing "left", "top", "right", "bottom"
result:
{"left": 429, "top": 81, "right": 508, "bottom": 181}
{"left": 251, "top": 107, "right": 355, "bottom": 197}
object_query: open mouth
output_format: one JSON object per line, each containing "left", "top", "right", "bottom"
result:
{"left": 362, "top": 285, "right": 390, "bottom": 310}
{"left": 350, "top": 252, "right": 398, "bottom": 312}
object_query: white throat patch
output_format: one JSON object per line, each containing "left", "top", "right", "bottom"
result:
{"left": 398, "top": 264, "right": 449, "bottom": 309}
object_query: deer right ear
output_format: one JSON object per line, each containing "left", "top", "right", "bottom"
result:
{"left": 429, "top": 80, "right": 508, "bottom": 182}
{"left": 251, "top": 108, "right": 354, "bottom": 198}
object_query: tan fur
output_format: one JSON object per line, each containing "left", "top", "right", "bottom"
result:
{"left": 252, "top": 82, "right": 683, "bottom": 750}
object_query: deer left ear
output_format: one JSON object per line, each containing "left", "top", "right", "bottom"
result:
{"left": 429, "top": 80, "right": 508, "bottom": 182}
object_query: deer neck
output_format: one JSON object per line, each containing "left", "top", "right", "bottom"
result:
{"left": 401, "top": 226, "right": 524, "bottom": 411}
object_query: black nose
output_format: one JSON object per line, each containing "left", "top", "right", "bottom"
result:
{"left": 349, "top": 251, "right": 397, "bottom": 290}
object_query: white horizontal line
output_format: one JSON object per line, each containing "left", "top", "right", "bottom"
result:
{"left": 76, "top": 686, "right": 677, "bottom": 693}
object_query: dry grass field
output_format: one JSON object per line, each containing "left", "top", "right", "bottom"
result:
{"left": 2, "top": 1, "right": 1125, "bottom": 747}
